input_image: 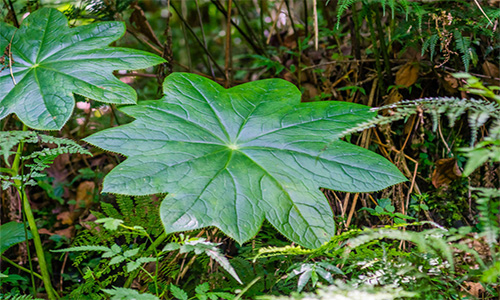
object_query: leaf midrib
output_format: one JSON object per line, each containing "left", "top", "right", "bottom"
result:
{"left": 169, "top": 149, "right": 235, "bottom": 227}
{"left": 36, "top": 65, "right": 130, "bottom": 100}
{"left": 240, "top": 145, "right": 399, "bottom": 177}
{"left": 189, "top": 81, "right": 232, "bottom": 142}
{"left": 0, "top": 27, "right": 32, "bottom": 65}
{"left": 34, "top": 9, "right": 52, "bottom": 64}
{"left": 141, "top": 106, "right": 228, "bottom": 145}
{"left": 237, "top": 109, "right": 370, "bottom": 143}
{"left": 235, "top": 150, "right": 323, "bottom": 239}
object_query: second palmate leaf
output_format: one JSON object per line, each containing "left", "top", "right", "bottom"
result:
{"left": 85, "top": 73, "right": 406, "bottom": 248}
{"left": 0, "top": 8, "right": 165, "bottom": 130}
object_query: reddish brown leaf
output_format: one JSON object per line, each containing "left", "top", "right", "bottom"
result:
{"left": 432, "top": 158, "right": 462, "bottom": 188}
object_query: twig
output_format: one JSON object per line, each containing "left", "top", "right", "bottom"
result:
{"left": 5, "top": 0, "right": 19, "bottom": 28}
{"left": 345, "top": 193, "right": 359, "bottom": 229}
{"left": 225, "top": 0, "right": 233, "bottom": 88}
{"left": 313, "top": 0, "right": 318, "bottom": 50}
{"left": 441, "top": 65, "right": 500, "bottom": 81}
{"left": 170, "top": 3, "right": 226, "bottom": 77}
{"left": 195, "top": 0, "right": 215, "bottom": 79}
{"left": 437, "top": 122, "right": 452, "bottom": 156}
{"left": 233, "top": 0, "right": 266, "bottom": 54}
{"left": 406, "top": 161, "right": 419, "bottom": 213}
{"left": 180, "top": 0, "right": 192, "bottom": 71}
{"left": 284, "top": 0, "right": 297, "bottom": 37}
{"left": 374, "top": 6, "right": 393, "bottom": 83}
{"left": 473, "top": 0, "right": 493, "bottom": 25}
{"left": 301, "top": 59, "right": 410, "bottom": 71}
{"left": 367, "top": 8, "right": 384, "bottom": 92}
{"left": 212, "top": 0, "right": 265, "bottom": 55}
{"left": 115, "top": 72, "right": 157, "bottom": 78}
{"left": 266, "top": 0, "right": 285, "bottom": 45}
{"left": 125, "top": 27, "right": 163, "bottom": 55}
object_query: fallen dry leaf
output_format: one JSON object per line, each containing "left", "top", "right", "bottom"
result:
{"left": 129, "top": 5, "right": 162, "bottom": 47}
{"left": 38, "top": 228, "right": 53, "bottom": 235}
{"left": 76, "top": 181, "right": 95, "bottom": 209}
{"left": 482, "top": 61, "right": 499, "bottom": 78}
{"left": 432, "top": 158, "right": 462, "bottom": 188}
{"left": 482, "top": 61, "right": 500, "bottom": 85}
{"left": 387, "top": 88, "right": 403, "bottom": 104}
{"left": 395, "top": 62, "right": 420, "bottom": 87}
{"left": 57, "top": 211, "right": 76, "bottom": 225}
{"left": 440, "top": 72, "right": 459, "bottom": 94}
{"left": 56, "top": 181, "right": 95, "bottom": 226}
{"left": 462, "top": 281, "right": 485, "bottom": 297}
{"left": 54, "top": 227, "right": 75, "bottom": 239}
{"left": 301, "top": 83, "right": 318, "bottom": 102}
{"left": 38, "top": 227, "right": 74, "bottom": 239}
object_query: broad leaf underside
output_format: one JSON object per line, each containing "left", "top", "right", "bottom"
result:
{"left": 85, "top": 73, "right": 406, "bottom": 248}
{"left": 0, "top": 8, "right": 165, "bottom": 130}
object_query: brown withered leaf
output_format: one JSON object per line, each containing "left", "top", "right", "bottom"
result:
{"left": 55, "top": 227, "right": 75, "bottom": 239}
{"left": 301, "top": 83, "right": 318, "bottom": 102}
{"left": 57, "top": 211, "right": 76, "bottom": 225}
{"left": 38, "top": 227, "right": 74, "bottom": 239}
{"left": 38, "top": 228, "right": 53, "bottom": 235}
{"left": 76, "top": 181, "right": 95, "bottom": 209}
{"left": 432, "top": 158, "right": 462, "bottom": 188}
{"left": 462, "top": 281, "right": 485, "bottom": 297}
{"left": 395, "top": 62, "right": 420, "bottom": 87}
{"left": 57, "top": 181, "right": 95, "bottom": 226}
{"left": 387, "top": 88, "right": 403, "bottom": 104}
{"left": 440, "top": 72, "right": 459, "bottom": 94}
{"left": 482, "top": 61, "right": 499, "bottom": 78}
{"left": 482, "top": 61, "right": 499, "bottom": 85}
{"left": 129, "top": 4, "right": 162, "bottom": 47}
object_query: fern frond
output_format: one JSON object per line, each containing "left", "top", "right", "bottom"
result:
{"left": 472, "top": 187, "right": 500, "bottom": 247}
{"left": 410, "top": 2, "right": 425, "bottom": 30}
{"left": 453, "top": 30, "right": 472, "bottom": 71}
{"left": 346, "top": 228, "right": 455, "bottom": 269}
{"left": 52, "top": 245, "right": 111, "bottom": 253}
{"left": 100, "top": 202, "right": 122, "bottom": 220}
{"left": 336, "top": 0, "right": 358, "bottom": 28}
{"left": 339, "top": 97, "right": 500, "bottom": 145}
{"left": 0, "top": 131, "right": 91, "bottom": 187}
{"left": 422, "top": 34, "right": 439, "bottom": 60}
{"left": 116, "top": 194, "right": 136, "bottom": 223}
{"left": 397, "top": 0, "right": 409, "bottom": 21}
{"left": 254, "top": 245, "right": 313, "bottom": 260}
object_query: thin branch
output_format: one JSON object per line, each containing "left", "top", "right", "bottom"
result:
{"left": 313, "top": 0, "right": 318, "bottom": 50}
{"left": 195, "top": 0, "right": 215, "bottom": 79}
{"left": 170, "top": 2, "right": 226, "bottom": 77}
{"left": 5, "top": 0, "right": 19, "bottom": 28}
{"left": 211, "top": 0, "right": 265, "bottom": 55}
{"left": 225, "top": 0, "right": 233, "bottom": 88}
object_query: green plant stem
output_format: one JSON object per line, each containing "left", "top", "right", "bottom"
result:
{"left": 367, "top": 7, "right": 384, "bottom": 93}
{"left": 11, "top": 124, "right": 58, "bottom": 300}
{"left": 374, "top": 6, "right": 393, "bottom": 83}
{"left": 1, "top": 255, "right": 43, "bottom": 280}
{"left": 1, "top": 255, "right": 61, "bottom": 298}
{"left": 123, "top": 232, "right": 168, "bottom": 289}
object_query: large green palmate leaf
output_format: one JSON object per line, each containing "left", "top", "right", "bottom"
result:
{"left": 0, "top": 221, "right": 33, "bottom": 255}
{"left": 85, "top": 73, "right": 406, "bottom": 248}
{"left": 0, "top": 8, "right": 165, "bottom": 130}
